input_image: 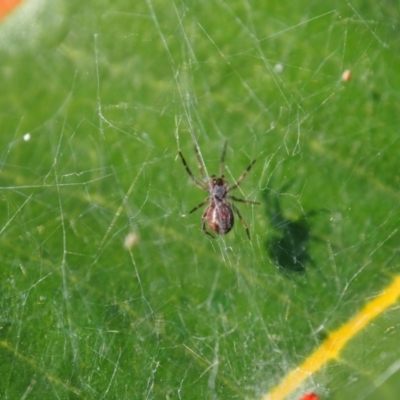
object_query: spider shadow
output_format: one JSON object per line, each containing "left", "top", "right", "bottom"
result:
{"left": 263, "top": 184, "right": 322, "bottom": 274}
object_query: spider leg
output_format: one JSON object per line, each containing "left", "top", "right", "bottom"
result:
{"left": 179, "top": 151, "right": 208, "bottom": 191}
{"left": 189, "top": 197, "right": 210, "bottom": 214}
{"left": 201, "top": 208, "right": 215, "bottom": 238}
{"left": 219, "top": 140, "right": 228, "bottom": 177}
{"left": 193, "top": 143, "right": 207, "bottom": 182}
{"left": 227, "top": 159, "right": 256, "bottom": 192}
{"left": 231, "top": 203, "right": 251, "bottom": 240}
{"left": 228, "top": 195, "right": 260, "bottom": 205}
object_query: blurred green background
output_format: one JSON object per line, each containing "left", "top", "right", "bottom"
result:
{"left": 1, "top": 0, "right": 400, "bottom": 398}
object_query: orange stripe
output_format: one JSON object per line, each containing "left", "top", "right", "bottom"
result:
{"left": 0, "top": 0, "right": 25, "bottom": 19}
{"left": 265, "top": 275, "right": 400, "bottom": 400}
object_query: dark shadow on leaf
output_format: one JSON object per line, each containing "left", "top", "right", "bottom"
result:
{"left": 268, "top": 217, "right": 310, "bottom": 273}
{"left": 263, "top": 183, "right": 323, "bottom": 274}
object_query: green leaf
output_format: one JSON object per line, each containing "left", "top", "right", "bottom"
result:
{"left": 1, "top": 1, "right": 400, "bottom": 399}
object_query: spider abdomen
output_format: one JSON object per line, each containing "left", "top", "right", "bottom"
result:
{"left": 205, "top": 202, "right": 234, "bottom": 235}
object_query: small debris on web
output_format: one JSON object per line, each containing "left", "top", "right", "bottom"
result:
{"left": 124, "top": 232, "right": 139, "bottom": 250}
{"left": 274, "top": 62, "right": 284, "bottom": 73}
{"left": 341, "top": 69, "right": 352, "bottom": 82}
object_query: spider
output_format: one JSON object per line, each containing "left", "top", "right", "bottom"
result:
{"left": 179, "top": 141, "right": 259, "bottom": 239}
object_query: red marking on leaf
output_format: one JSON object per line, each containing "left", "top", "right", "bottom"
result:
{"left": 299, "top": 393, "right": 320, "bottom": 400}
{"left": 0, "top": 0, "right": 25, "bottom": 19}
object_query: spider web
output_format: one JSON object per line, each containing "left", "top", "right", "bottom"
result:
{"left": 1, "top": 0, "right": 400, "bottom": 399}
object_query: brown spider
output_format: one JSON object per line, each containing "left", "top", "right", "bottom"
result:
{"left": 179, "top": 141, "right": 259, "bottom": 239}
